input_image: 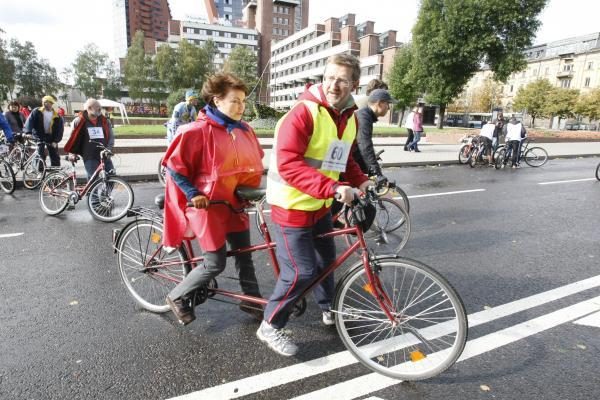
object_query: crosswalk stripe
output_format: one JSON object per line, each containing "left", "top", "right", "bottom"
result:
{"left": 167, "top": 274, "right": 600, "bottom": 400}
{"left": 405, "top": 189, "right": 485, "bottom": 199}
{"left": 573, "top": 310, "right": 600, "bottom": 328}
{"left": 288, "top": 296, "right": 600, "bottom": 400}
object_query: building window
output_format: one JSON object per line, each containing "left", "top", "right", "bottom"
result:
{"left": 224, "top": 32, "right": 231, "bottom": 38}
{"left": 545, "top": 67, "right": 549, "bottom": 75}
{"left": 561, "top": 79, "right": 571, "bottom": 88}
{"left": 510, "top": 85, "right": 513, "bottom": 92}
{"left": 199, "top": 29, "right": 206, "bottom": 35}
{"left": 237, "top": 33, "right": 243, "bottom": 39}
{"left": 213, "top": 31, "right": 220, "bottom": 37}
{"left": 283, "top": 29, "right": 288, "bottom": 36}
{"left": 585, "top": 77, "right": 591, "bottom": 87}
{"left": 588, "top": 62, "right": 594, "bottom": 70}
{"left": 563, "top": 64, "right": 573, "bottom": 71}
{"left": 224, "top": 43, "right": 232, "bottom": 49}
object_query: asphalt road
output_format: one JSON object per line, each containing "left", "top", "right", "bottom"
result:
{"left": 1, "top": 157, "right": 599, "bottom": 400}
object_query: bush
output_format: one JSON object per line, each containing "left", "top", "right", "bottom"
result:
{"left": 248, "top": 118, "right": 280, "bottom": 129}
{"left": 252, "top": 103, "right": 285, "bottom": 120}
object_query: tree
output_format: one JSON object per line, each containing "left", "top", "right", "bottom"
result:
{"left": 72, "top": 43, "right": 110, "bottom": 98}
{"left": 203, "top": 39, "right": 219, "bottom": 76}
{"left": 155, "top": 44, "right": 182, "bottom": 91}
{"left": 387, "top": 43, "right": 421, "bottom": 125}
{"left": 575, "top": 88, "right": 600, "bottom": 127}
{"left": 224, "top": 45, "right": 258, "bottom": 92}
{"left": 546, "top": 87, "right": 580, "bottom": 125}
{"left": 177, "top": 39, "right": 209, "bottom": 89}
{"left": 9, "top": 39, "right": 63, "bottom": 99}
{"left": 411, "top": 0, "right": 547, "bottom": 128}
{"left": 471, "top": 77, "right": 503, "bottom": 113}
{"left": 103, "top": 61, "right": 123, "bottom": 100}
{"left": 512, "top": 78, "right": 554, "bottom": 126}
{"left": 0, "top": 29, "right": 15, "bottom": 101}
{"left": 124, "top": 31, "right": 149, "bottom": 101}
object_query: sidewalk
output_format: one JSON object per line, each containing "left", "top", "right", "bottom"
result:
{"left": 57, "top": 132, "right": 600, "bottom": 182}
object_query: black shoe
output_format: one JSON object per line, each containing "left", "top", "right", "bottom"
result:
{"left": 403, "top": 147, "right": 409, "bottom": 151}
{"left": 166, "top": 296, "right": 196, "bottom": 325}
{"left": 414, "top": 149, "right": 421, "bottom": 153}
{"left": 239, "top": 301, "right": 264, "bottom": 321}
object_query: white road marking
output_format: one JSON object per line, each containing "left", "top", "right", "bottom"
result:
{"left": 404, "top": 189, "right": 486, "bottom": 199}
{"left": 0, "top": 232, "right": 24, "bottom": 239}
{"left": 167, "top": 274, "right": 600, "bottom": 400}
{"left": 289, "top": 296, "right": 600, "bottom": 400}
{"left": 573, "top": 310, "right": 600, "bottom": 328}
{"left": 538, "top": 178, "right": 596, "bottom": 185}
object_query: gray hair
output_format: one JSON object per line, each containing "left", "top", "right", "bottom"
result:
{"left": 83, "top": 98, "right": 101, "bottom": 110}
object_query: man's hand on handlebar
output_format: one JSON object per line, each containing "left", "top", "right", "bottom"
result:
{"left": 375, "top": 174, "right": 388, "bottom": 187}
{"left": 335, "top": 185, "right": 355, "bottom": 205}
{"left": 190, "top": 194, "right": 210, "bottom": 209}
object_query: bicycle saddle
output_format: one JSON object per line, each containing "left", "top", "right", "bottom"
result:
{"left": 235, "top": 186, "right": 266, "bottom": 202}
{"left": 155, "top": 194, "right": 165, "bottom": 209}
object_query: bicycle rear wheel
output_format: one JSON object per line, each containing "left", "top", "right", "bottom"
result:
{"left": 0, "top": 160, "right": 16, "bottom": 194}
{"left": 87, "top": 176, "right": 134, "bottom": 222}
{"left": 117, "top": 219, "right": 189, "bottom": 313}
{"left": 596, "top": 163, "right": 600, "bottom": 181}
{"left": 457, "top": 144, "right": 470, "bottom": 164}
{"left": 494, "top": 148, "right": 506, "bottom": 169}
{"left": 23, "top": 155, "right": 45, "bottom": 189}
{"left": 333, "top": 257, "right": 468, "bottom": 380}
{"left": 39, "top": 172, "right": 73, "bottom": 215}
{"left": 523, "top": 147, "right": 548, "bottom": 167}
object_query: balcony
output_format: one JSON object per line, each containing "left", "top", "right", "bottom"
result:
{"left": 557, "top": 70, "right": 574, "bottom": 78}
{"left": 273, "top": 0, "right": 300, "bottom": 5}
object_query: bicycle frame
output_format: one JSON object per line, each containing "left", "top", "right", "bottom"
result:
{"left": 55, "top": 155, "right": 108, "bottom": 201}
{"left": 125, "top": 199, "right": 398, "bottom": 323}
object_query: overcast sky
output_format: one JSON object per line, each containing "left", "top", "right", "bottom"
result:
{"left": 0, "top": 0, "right": 598, "bottom": 72}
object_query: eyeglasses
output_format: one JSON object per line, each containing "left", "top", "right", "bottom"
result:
{"left": 323, "top": 75, "right": 352, "bottom": 88}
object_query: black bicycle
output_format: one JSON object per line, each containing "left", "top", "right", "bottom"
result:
{"left": 495, "top": 138, "right": 548, "bottom": 169}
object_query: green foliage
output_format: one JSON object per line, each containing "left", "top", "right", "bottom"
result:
{"left": 575, "top": 88, "right": 600, "bottom": 121}
{"left": 0, "top": 30, "right": 15, "bottom": 101}
{"left": 102, "top": 61, "right": 123, "bottom": 100}
{"left": 224, "top": 46, "right": 258, "bottom": 91}
{"left": 155, "top": 44, "right": 181, "bottom": 91}
{"left": 166, "top": 89, "right": 187, "bottom": 115}
{"left": 471, "top": 77, "right": 503, "bottom": 113}
{"left": 411, "top": 0, "right": 547, "bottom": 127}
{"left": 546, "top": 87, "right": 580, "bottom": 120}
{"left": 9, "top": 39, "right": 63, "bottom": 98}
{"left": 252, "top": 102, "right": 285, "bottom": 119}
{"left": 204, "top": 39, "right": 219, "bottom": 76}
{"left": 387, "top": 44, "right": 420, "bottom": 109}
{"left": 513, "top": 78, "right": 554, "bottom": 124}
{"left": 124, "top": 31, "right": 151, "bottom": 101}
{"left": 72, "top": 43, "right": 110, "bottom": 98}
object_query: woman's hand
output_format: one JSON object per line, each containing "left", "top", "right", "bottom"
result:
{"left": 190, "top": 194, "right": 209, "bottom": 209}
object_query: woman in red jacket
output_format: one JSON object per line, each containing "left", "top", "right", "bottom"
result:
{"left": 162, "top": 73, "right": 265, "bottom": 325}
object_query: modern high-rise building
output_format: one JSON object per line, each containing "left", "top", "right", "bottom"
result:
{"left": 242, "top": 0, "right": 310, "bottom": 102}
{"left": 112, "top": 0, "right": 172, "bottom": 57}
{"left": 204, "top": 0, "right": 246, "bottom": 26}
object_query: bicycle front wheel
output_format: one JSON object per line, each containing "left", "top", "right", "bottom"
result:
{"left": 87, "top": 176, "right": 134, "bottom": 222}
{"left": 596, "top": 163, "right": 600, "bottom": 181}
{"left": 389, "top": 186, "right": 410, "bottom": 214}
{"left": 157, "top": 157, "right": 166, "bottom": 186}
{"left": 0, "top": 160, "right": 16, "bottom": 194}
{"left": 117, "top": 219, "right": 189, "bottom": 313}
{"left": 494, "top": 148, "right": 506, "bottom": 169}
{"left": 523, "top": 147, "right": 548, "bottom": 167}
{"left": 6, "top": 146, "right": 23, "bottom": 170}
{"left": 333, "top": 257, "right": 468, "bottom": 380}
{"left": 23, "top": 155, "right": 46, "bottom": 189}
{"left": 39, "top": 172, "right": 73, "bottom": 215}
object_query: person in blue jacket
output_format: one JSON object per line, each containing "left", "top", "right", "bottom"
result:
{"left": 0, "top": 107, "right": 15, "bottom": 144}
{"left": 24, "top": 95, "right": 64, "bottom": 167}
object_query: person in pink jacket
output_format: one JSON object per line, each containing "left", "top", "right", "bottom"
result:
{"left": 408, "top": 105, "right": 424, "bottom": 152}
{"left": 161, "top": 73, "right": 265, "bottom": 325}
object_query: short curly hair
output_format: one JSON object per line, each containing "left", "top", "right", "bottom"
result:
{"left": 201, "top": 73, "right": 249, "bottom": 106}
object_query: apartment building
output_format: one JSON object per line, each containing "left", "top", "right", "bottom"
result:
{"left": 165, "top": 19, "right": 259, "bottom": 68}
{"left": 112, "top": 0, "right": 172, "bottom": 58}
{"left": 268, "top": 13, "right": 401, "bottom": 116}
{"left": 204, "top": 0, "right": 246, "bottom": 26}
{"left": 465, "top": 32, "right": 600, "bottom": 112}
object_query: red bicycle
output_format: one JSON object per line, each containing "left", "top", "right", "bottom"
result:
{"left": 39, "top": 146, "right": 134, "bottom": 222}
{"left": 113, "top": 188, "right": 467, "bottom": 380}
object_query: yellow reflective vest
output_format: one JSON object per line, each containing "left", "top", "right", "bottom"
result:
{"left": 266, "top": 100, "right": 357, "bottom": 211}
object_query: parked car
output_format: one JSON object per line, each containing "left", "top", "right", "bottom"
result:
{"left": 565, "top": 122, "right": 597, "bottom": 131}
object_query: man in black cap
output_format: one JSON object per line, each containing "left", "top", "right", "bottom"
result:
{"left": 353, "top": 88, "right": 398, "bottom": 183}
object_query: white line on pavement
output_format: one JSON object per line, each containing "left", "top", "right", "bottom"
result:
{"left": 288, "top": 296, "right": 600, "bottom": 400}
{"left": 573, "top": 310, "right": 600, "bottom": 328}
{"left": 538, "top": 178, "right": 597, "bottom": 185}
{"left": 0, "top": 232, "right": 24, "bottom": 239}
{"left": 166, "top": 274, "right": 600, "bottom": 400}
{"left": 404, "top": 189, "right": 486, "bottom": 199}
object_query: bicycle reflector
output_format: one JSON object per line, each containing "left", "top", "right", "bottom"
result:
{"left": 151, "top": 232, "right": 161, "bottom": 243}
{"left": 410, "top": 349, "right": 426, "bottom": 362}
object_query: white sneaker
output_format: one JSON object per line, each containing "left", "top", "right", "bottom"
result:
{"left": 256, "top": 321, "right": 298, "bottom": 356}
{"left": 322, "top": 311, "right": 335, "bottom": 326}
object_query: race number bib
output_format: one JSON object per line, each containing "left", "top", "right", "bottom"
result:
{"left": 88, "top": 127, "right": 104, "bottom": 140}
{"left": 321, "top": 140, "right": 351, "bottom": 172}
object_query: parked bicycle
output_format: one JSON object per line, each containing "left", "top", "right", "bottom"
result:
{"left": 494, "top": 138, "right": 548, "bottom": 169}
{"left": 39, "top": 145, "right": 134, "bottom": 222}
{"left": 113, "top": 187, "right": 467, "bottom": 381}
{"left": 157, "top": 156, "right": 167, "bottom": 186}
{"left": 458, "top": 134, "right": 477, "bottom": 164}
{"left": 3, "top": 134, "right": 46, "bottom": 189}
{"left": 0, "top": 149, "right": 16, "bottom": 195}
{"left": 467, "top": 136, "right": 494, "bottom": 168}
